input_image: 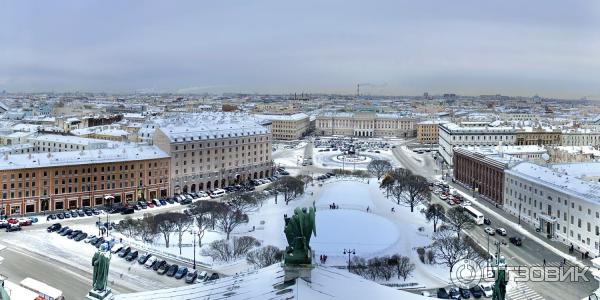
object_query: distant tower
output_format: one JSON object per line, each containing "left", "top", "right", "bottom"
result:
{"left": 357, "top": 84, "right": 360, "bottom": 97}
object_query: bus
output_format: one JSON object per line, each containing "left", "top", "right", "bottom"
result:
{"left": 3, "top": 280, "right": 40, "bottom": 300}
{"left": 19, "top": 277, "right": 64, "bottom": 300}
{"left": 463, "top": 206, "right": 485, "bottom": 225}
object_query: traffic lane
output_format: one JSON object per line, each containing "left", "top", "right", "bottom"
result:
{"left": 432, "top": 196, "right": 597, "bottom": 300}
{"left": 0, "top": 243, "right": 137, "bottom": 299}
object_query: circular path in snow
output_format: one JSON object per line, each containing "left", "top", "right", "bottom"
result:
{"left": 311, "top": 209, "right": 398, "bottom": 256}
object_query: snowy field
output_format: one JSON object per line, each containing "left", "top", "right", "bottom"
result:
{"left": 2, "top": 176, "right": 451, "bottom": 290}
{"left": 113, "top": 178, "right": 452, "bottom": 288}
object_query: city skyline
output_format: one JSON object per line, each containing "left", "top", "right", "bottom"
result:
{"left": 1, "top": 0, "right": 600, "bottom": 98}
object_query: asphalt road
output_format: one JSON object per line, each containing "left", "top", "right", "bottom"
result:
{"left": 391, "top": 146, "right": 599, "bottom": 300}
{"left": 0, "top": 241, "right": 137, "bottom": 299}
{"left": 0, "top": 204, "right": 203, "bottom": 299}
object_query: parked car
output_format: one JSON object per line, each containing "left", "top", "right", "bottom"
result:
{"left": 47, "top": 223, "right": 62, "bottom": 232}
{"left": 153, "top": 260, "right": 166, "bottom": 271}
{"left": 197, "top": 271, "right": 208, "bottom": 281}
{"left": 125, "top": 250, "right": 139, "bottom": 262}
{"left": 204, "top": 273, "right": 219, "bottom": 281}
{"left": 56, "top": 213, "right": 65, "bottom": 220}
{"left": 496, "top": 227, "right": 507, "bottom": 236}
{"left": 483, "top": 218, "right": 492, "bottom": 225}
{"left": 121, "top": 207, "right": 135, "bottom": 215}
{"left": 509, "top": 236, "right": 522, "bottom": 246}
{"left": 470, "top": 285, "right": 483, "bottom": 298}
{"left": 137, "top": 252, "right": 151, "bottom": 264}
{"left": 118, "top": 246, "right": 131, "bottom": 258}
{"left": 60, "top": 229, "right": 73, "bottom": 236}
{"left": 146, "top": 201, "right": 155, "bottom": 208}
{"left": 18, "top": 218, "right": 32, "bottom": 226}
{"left": 152, "top": 199, "right": 161, "bottom": 207}
{"left": 74, "top": 232, "right": 88, "bottom": 242}
{"left": 157, "top": 263, "right": 170, "bottom": 275}
{"left": 84, "top": 209, "right": 94, "bottom": 216}
{"left": 166, "top": 264, "right": 179, "bottom": 277}
{"left": 174, "top": 266, "right": 188, "bottom": 279}
{"left": 459, "top": 287, "right": 471, "bottom": 298}
{"left": 437, "top": 288, "right": 449, "bottom": 299}
{"left": 0, "top": 220, "right": 8, "bottom": 228}
{"left": 6, "top": 223, "right": 21, "bottom": 232}
{"left": 159, "top": 199, "right": 167, "bottom": 206}
{"left": 185, "top": 270, "right": 198, "bottom": 284}
{"left": 57, "top": 226, "right": 70, "bottom": 235}
{"left": 448, "top": 287, "right": 461, "bottom": 299}
{"left": 46, "top": 214, "right": 57, "bottom": 221}
{"left": 92, "top": 208, "right": 101, "bottom": 215}
{"left": 484, "top": 227, "right": 495, "bottom": 235}
{"left": 144, "top": 257, "right": 158, "bottom": 268}
{"left": 93, "top": 237, "right": 105, "bottom": 248}
{"left": 111, "top": 243, "right": 124, "bottom": 254}
{"left": 84, "top": 235, "right": 97, "bottom": 243}
{"left": 68, "top": 230, "right": 82, "bottom": 239}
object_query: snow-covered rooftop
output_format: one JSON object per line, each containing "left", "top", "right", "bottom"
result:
{"left": 506, "top": 162, "right": 600, "bottom": 205}
{"left": 150, "top": 112, "right": 270, "bottom": 142}
{"left": 114, "top": 264, "right": 429, "bottom": 300}
{"left": 253, "top": 112, "right": 309, "bottom": 121}
{"left": 28, "top": 134, "right": 110, "bottom": 146}
{"left": 0, "top": 146, "right": 168, "bottom": 171}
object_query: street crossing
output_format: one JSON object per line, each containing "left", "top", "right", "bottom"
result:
{"left": 507, "top": 281, "right": 545, "bottom": 300}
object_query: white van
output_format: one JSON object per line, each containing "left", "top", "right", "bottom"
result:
{"left": 211, "top": 189, "right": 226, "bottom": 198}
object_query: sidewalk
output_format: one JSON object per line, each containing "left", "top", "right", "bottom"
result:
{"left": 449, "top": 180, "right": 596, "bottom": 268}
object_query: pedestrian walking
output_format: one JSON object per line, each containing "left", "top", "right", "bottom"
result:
{"left": 543, "top": 259, "right": 546, "bottom": 266}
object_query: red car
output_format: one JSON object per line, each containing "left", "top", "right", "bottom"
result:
{"left": 7, "top": 218, "right": 19, "bottom": 224}
{"left": 146, "top": 201, "right": 155, "bottom": 208}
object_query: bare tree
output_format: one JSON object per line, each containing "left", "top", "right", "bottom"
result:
{"left": 295, "top": 174, "right": 313, "bottom": 188}
{"left": 137, "top": 214, "right": 157, "bottom": 243}
{"left": 246, "top": 245, "right": 283, "bottom": 268}
{"left": 116, "top": 216, "right": 137, "bottom": 238}
{"left": 227, "top": 191, "right": 259, "bottom": 214}
{"left": 380, "top": 168, "right": 412, "bottom": 198}
{"left": 399, "top": 175, "right": 430, "bottom": 212}
{"left": 431, "top": 228, "right": 479, "bottom": 270}
{"left": 397, "top": 255, "right": 415, "bottom": 281}
{"left": 272, "top": 176, "right": 305, "bottom": 204}
{"left": 233, "top": 236, "right": 261, "bottom": 258}
{"left": 214, "top": 202, "right": 246, "bottom": 240}
{"left": 188, "top": 201, "right": 217, "bottom": 247}
{"left": 202, "top": 236, "right": 261, "bottom": 262}
{"left": 202, "top": 239, "right": 233, "bottom": 262}
{"left": 446, "top": 206, "right": 475, "bottom": 239}
{"left": 170, "top": 212, "right": 193, "bottom": 255}
{"left": 423, "top": 203, "right": 445, "bottom": 232}
{"left": 154, "top": 212, "right": 178, "bottom": 248}
{"left": 367, "top": 159, "right": 393, "bottom": 180}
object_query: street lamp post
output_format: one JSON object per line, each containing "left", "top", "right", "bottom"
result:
{"left": 98, "top": 216, "right": 102, "bottom": 236}
{"left": 190, "top": 230, "right": 197, "bottom": 269}
{"left": 343, "top": 248, "right": 356, "bottom": 269}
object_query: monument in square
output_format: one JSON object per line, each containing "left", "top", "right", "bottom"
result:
{"left": 87, "top": 243, "right": 114, "bottom": 300}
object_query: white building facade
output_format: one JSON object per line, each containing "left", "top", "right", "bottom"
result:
{"left": 438, "top": 122, "right": 516, "bottom": 165}
{"left": 316, "top": 112, "right": 415, "bottom": 138}
{"left": 504, "top": 162, "right": 600, "bottom": 257}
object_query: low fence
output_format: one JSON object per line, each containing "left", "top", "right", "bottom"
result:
{"left": 114, "top": 235, "right": 213, "bottom": 269}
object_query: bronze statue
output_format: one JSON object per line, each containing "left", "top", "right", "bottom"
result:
{"left": 92, "top": 243, "right": 112, "bottom": 292}
{"left": 283, "top": 204, "right": 316, "bottom": 265}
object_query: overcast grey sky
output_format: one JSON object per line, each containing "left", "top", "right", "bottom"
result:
{"left": 1, "top": 0, "right": 599, "bottom": 98}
